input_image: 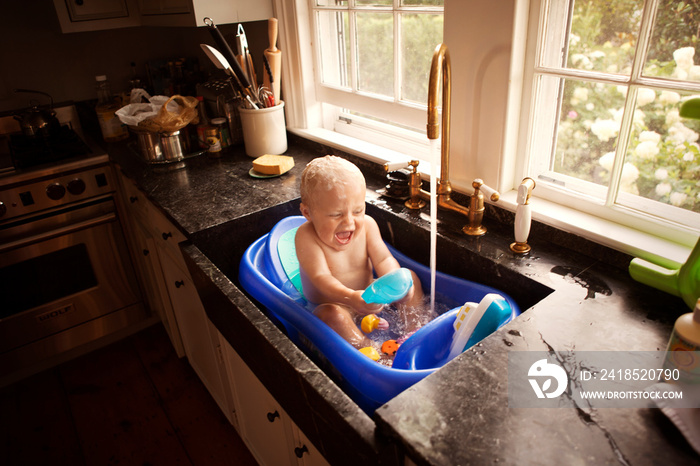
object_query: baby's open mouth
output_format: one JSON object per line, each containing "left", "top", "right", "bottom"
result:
{"left": 335, "top": 231, "right": 353, "bottom": 244}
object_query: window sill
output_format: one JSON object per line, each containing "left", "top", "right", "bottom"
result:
{"left": 497, "top": 191, "right": 693, "bottom": 269}
{"left": 289, "top": 127, "right": 695, "bottom": 269}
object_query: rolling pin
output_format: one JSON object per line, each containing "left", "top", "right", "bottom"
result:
{"left": 264, "top": 18, "right": 282, "bottom": 105}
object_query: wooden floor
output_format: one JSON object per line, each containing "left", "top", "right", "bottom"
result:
{"left": 0, "top": 324, "right": 258, "bottom": 466}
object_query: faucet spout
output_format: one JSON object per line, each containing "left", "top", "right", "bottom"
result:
{"left": 427, "top": 43, "right": 451, "bottom": 188}
{"left": 386, "top": 44, "right": 499, "bottom": 235}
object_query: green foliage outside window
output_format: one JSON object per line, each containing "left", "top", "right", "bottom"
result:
{"left": 555, "top": 0, "right": 700, "bottom": 213}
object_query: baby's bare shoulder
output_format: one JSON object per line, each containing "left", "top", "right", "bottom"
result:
{"left": 295, "top": 222, "right": 322, "bottom": 251}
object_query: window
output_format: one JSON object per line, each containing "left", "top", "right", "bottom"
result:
{"left": 309, "top": 0, "right": 444, "bottom": 158}
{"left": 526, "top": 0, "right": 700, "bottom": 237}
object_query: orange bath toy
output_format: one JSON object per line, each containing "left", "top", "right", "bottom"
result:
{"left": 381, "top": 340, "right": 399, "bottom": 356}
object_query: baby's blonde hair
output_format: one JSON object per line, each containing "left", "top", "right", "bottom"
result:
{"left": 300, "top": 155, "right": 365, "bottom": 206}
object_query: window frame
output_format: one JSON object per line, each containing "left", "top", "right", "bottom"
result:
{"left": 518, "top": 0, "right": 700, "bottom": 250}
{"left": 275, "top": 0, "right": 699, "bottom": 265}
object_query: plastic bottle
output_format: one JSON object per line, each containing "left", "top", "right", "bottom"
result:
{"left": 196, "top": 96, "right": 214, "bottom": 149}
{"left": 664, "top": 297, "right": 700, "bottom": 383}
{"left": 95, "top": 75, "right": 128, "bottom": 142}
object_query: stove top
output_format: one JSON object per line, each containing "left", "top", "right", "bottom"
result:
{"left": 9, "top": 126, "right": 92, "bottom": 169}
{"left": 0, "top": 104, "right": 109, "bottom": 187}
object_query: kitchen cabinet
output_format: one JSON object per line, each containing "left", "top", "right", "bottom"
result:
{"left": 138, "top": 0, "right": 273, "bottom": 27}
{"left": 116, "top": 170, "right": 185, "bottom": 358}
{"left": 52, "top": 0, "right": 140, "bottom": 33}
{"left": 158, "top": 247, "right": 230, "bottom": 416}
{"left": 222, "top": 341, "right": 329, "bottom": 466}
{"left": 53, "top": 0, "right": 271, "bottom": 33}
{"left": 115, "top": 169, "right": 230, "bottom": 418}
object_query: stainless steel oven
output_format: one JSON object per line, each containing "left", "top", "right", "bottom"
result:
{"left": 0, "top": 106, "right": 148, "bottom": 381}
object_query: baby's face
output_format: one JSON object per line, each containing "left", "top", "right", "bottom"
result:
{"left": 302, "top": 177, "right": 366, "bottom": 251}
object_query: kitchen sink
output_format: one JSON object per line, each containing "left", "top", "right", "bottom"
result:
{"left": 186, "top": 196, "right": 554, "bottom": 413}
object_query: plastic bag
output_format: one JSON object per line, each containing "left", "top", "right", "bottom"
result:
{"left": 139, "top": 95, "right": 199, "bottom": 132}
{"left": 116, "top": 94, "right": 198, "bottom": 132}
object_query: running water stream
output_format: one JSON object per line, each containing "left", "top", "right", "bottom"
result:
{"left": 429, "top": 139, "right": 439, "bottom": 315}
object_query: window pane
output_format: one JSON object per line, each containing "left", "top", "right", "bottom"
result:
{"left": 619, "top": 88, "right": 700, "bottom": 213}
{"left": 317, "top": 10, "right": 350, "bottom": 88}
{"left": 643, "top": 0, "right": 700, "bottom": 81}
{"left": 357, "top": 0, "right": 392, "bottom": 6}
{"left": 401, "top": 0, "right": 444, "bottom": 5}
{"left": 554, "top": 79, "right": 626, "bottom": 185}
{"left": 400, "top": 13, "right": 443, "bottom": 103}
{"left": 356, "top": 11, "right": 394, "bottom": 96}
{"left": 566, "top": 0, "right": 643, "bottom": 75}
{"left": 316, "top": 0, "right": 347, "bottom": 6}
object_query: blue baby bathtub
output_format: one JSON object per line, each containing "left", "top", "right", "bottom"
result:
{"left": 239, "top": 216, "right": 520, "bottom": 413}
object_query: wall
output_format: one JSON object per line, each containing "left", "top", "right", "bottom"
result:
{"left": 444, "top": 0, "right": 516, "bottom": 192}
{"left": 0, "top": 0, "right": 267, "bottom": 113}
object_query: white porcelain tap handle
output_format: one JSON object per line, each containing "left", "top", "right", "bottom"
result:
{"left": 385, "top": 161, "right": 409, "bottom": 172}
{"left": 478, "top": 182, "right": 500, "bottom": 202}
{"left": 514, "top": 204, "right": 531, "bottom": 243}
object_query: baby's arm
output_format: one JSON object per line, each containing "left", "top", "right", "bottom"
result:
{"left": 365, "top": 216, "right": 416, "bottom": 304}
{"left": 365, "top": 216, "right": 401, "bottom": 277}
{"left": 296, "top": 225, "right": 382, "bottom": 314}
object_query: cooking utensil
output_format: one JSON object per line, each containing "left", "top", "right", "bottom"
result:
{"left": 236, "top": 24, "right": 257, "bottom": 89}
{"left": 200, "top": 44, "right": 259, "bottom": 110}
{"left": 264, "top": 18, "right": 282, "bottom": 105}
{"left": 203, "top": 17, "right": 259, "bottom": 107}
{"left": 12, "top": 89, "right": 61, "bottom": 137}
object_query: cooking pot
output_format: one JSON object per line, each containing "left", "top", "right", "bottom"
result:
{"left": 13, "top": 89, "right": 61, "bottom": 137}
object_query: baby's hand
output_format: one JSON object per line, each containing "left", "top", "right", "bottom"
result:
{"left": 395, "top": 283, "right": 415, "bottom": 305}
{"left": 350, "top": 290, "right": 384, "bottom": 314}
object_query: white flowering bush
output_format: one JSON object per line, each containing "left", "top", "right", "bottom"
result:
{"left": 554, "top": 1, "right": 700, "bottom": 214}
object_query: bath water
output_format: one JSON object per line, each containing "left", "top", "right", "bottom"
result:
{"left": 360, "top": 296, "right": 445, "bottom": 367}
{"left": 360, "top": 287, "right": 464, "bottom": 367}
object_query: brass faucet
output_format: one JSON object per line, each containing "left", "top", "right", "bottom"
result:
{"left": 386, "top": 43, "right": 499, "bottom": 236}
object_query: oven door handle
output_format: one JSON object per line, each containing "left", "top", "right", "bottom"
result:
{"left": 0, "top": 212, "right": 116, "bottom": 253}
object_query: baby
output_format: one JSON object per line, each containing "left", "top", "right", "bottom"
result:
{"left": 295, "top": 155, "right": 424, "bottom": 348}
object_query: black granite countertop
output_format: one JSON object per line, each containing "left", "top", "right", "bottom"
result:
{"left": 109, "top": 134, "right": 698, "bottom": 465}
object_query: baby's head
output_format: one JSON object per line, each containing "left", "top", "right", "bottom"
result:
{"left": 300, "top": 155, "right": 365, "bottom": 208}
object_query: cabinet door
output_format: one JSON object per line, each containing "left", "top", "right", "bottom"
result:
{"left": 131, "top": 218, "right": 186, "bottom": 358}
{"left": 159, "top": 249, "right": 229, "bottom": 415}
{"left": 65, "top": 0, "right": 130, "bottom": 20}
{"left": 223, "top": 344, "right": 295, "bottom": 466}
{"left": 140, "top": 0, "right": 272, "bottom": 27}
{"left": 293, "top": 427, "right": 330, "bottom": 466}
{"left": 52, "top": 0, "right": 140, "bottom": 33}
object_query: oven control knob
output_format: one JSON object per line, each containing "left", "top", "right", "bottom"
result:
{"left": 0, "top": 201, "right": 5, "bottom": 218}
{"left": 46, "top": 182, "right": 66, "bottom": 200}
{"left": 67, "top": 178, "right": 86, "bottom": 195}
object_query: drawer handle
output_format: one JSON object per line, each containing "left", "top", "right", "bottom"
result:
{"left": 143, "top": 249, "right": 149, "bottom": 256}
{"left": 129, "top": 196, "right": 138, "bottom": 203}
{"left": 175, "top": 280, "right": 185, "bottom": 288}
{"left": 162, "top": 232, "right": 172, "bottom": 241}
{"left": 266, "top": 411, "right": 280, "bottom": 422}
{"left": 294, "top": 445, "right": 309, "bottom": 458}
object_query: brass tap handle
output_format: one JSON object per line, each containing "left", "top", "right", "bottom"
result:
{"left": 403, "top": 160, "right": 426, "bottom": 210}
{"left": 463, "top": 179, "right": 500, "bottom": 236}
{"left": 472, "top": 179, "right": 500, "bottom": 202}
